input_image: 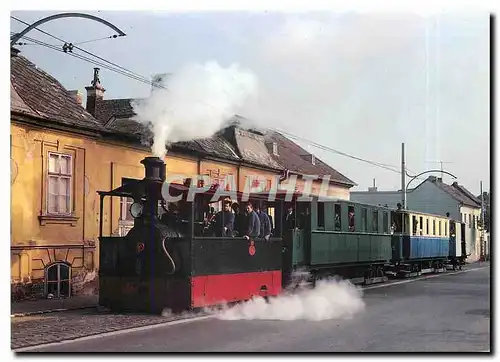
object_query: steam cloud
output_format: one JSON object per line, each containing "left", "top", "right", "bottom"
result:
{"left": 131, "top": 61, "right": 258, "bottom": 158}
{"left": 210, "top": 277, "right": 365, "bottom": 321}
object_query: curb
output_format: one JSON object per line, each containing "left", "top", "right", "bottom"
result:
{"left": 11, "top": 305, "right": 97, "bottom": 318}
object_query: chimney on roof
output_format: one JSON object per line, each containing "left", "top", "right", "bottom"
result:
{"left": 368, "top": 178, "right": 378, "bottom": 192}
{"left": 85, "top": 67, "right": 105, "bottom": 116}
{"left": 11, "top": 47, "right": 20, "bottom": 57}
{"left": 68, "top": 90, "right": 83, "bottom": 107}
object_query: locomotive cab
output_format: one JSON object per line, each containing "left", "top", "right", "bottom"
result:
{"left": 97, "top": 156, "right": 295, "bottom": 314}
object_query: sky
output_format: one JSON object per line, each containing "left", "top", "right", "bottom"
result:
{"left": 10, "top": 10, "right": 491, "bottom": 194}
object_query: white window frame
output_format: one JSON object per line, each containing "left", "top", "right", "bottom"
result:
{"left": 120, "top": 197, "right": 134, "bottom": 221}
{"left": 46, "top": 152, "right": 73, "bottom": 215}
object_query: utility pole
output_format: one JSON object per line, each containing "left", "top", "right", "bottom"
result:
{"left": 426, "top": 160, "right": 453, "bottom": 180}
{"left": 401, "top": 143, "right": 406, "bottom": 209}
{"left": 480, "top": 181, "right": 485, "bottom": 261}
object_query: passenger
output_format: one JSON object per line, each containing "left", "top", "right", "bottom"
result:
{"left": 255, "top": 204, "right": 271, "bottom": 241}
{"left": 348, "top": 211, "right": 355, "bottom": 232}
{"left": 214, "top": 200, "right": 234, "bottom": 237}
{"left": 243, "top": 202, "right": 260, "bottom": 240}
{"left": 284, "top": 205, "right": 296, "bottom": 230}
{"left": 231, "top": 202, "right": 245, "bottom": 237}
{"left": 268, "top": 213, "right": 274, "bottom": 235}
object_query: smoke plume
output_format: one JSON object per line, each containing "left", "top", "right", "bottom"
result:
{"left": 131, "top": 61, "right": 258, "bottom": 158}
{"left": 210, "top": 277, "right": 365, "bottom": 321}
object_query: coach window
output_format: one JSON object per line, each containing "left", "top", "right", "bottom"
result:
{"left": 425, "top": 218, "right": 429, "bottom": 235}
{"left": 334, "top": 204, "right": 341, "bottom": 231}
{"left": 361, "top": 208, "right": 368, "bottom": 232}
{"left": 348, "top": 206, "right": 355, "bottom": 232}
{"left": 444, "top": 221, "right": 447, "bottom": 236}
{"left": 372, "top": 209, "right": 379, "bottom": 232}
{"left": 391, "top": 211, "right": 403, "bottom": 233}
{"left": 433, "top": 219, "right": 436, "bottom": 235}
{"left": 412, "top": 215, "right": 418, "bottom": 235}
{"left": 382, "top": 211, "right": 389, "bottom": 233}
{"left": 438, "top": 220, "right": 442, "bottom": 236}
{"left": 450, "top": 221, "right": 456, "bottom": 237}
{"left": 419, "top": 216, "right": 423, "bottom": 235}
{"left": 317, "top": 202, "right": 325, "bottom": 229}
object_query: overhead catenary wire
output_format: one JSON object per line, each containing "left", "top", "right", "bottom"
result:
{"left": 10, "top": 19, "right": 430, "bottom": 182}
{"left": 11, "top": 16, "right": 169, "bottom": 90}
{"left": 16, "top": 34, "right": 426, "bottom": 181}
{"left": 14, "top": 34, "right": 166, "bottom": 88}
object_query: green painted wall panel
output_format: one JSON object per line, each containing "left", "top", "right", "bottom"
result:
{"left": 310, "top": 232, "right": 392, "bottom": 265}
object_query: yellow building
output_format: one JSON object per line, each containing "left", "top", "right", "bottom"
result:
{"left": 10, "top": 50, "right": 355, "bottom": 301}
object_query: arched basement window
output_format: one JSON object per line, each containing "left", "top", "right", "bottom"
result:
{"left": 45, "top": 262, "right": 71, "bottom": 298}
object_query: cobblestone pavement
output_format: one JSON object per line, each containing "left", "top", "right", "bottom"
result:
{"left": 11, "top": 308, "right": 207, "bottom": 349}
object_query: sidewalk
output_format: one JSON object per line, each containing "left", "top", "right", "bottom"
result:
{"left": 11, "top": 295, "right": 98, "bottom": 317}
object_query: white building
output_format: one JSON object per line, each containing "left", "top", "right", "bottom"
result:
{"left": 351, "top": 176, "right": 483, "bottom": 262}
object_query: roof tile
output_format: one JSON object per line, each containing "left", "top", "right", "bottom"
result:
{"left": 266, "top": 132, "right": 356, "bottom": 186}
{"left": 10, "top": 53, "right": 104, "bottom": 131}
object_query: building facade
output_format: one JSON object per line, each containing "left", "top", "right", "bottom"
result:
{"left": 11, "top": 52, "right": 355, "bottom": 300}
{"left": 351, "top": 176, "right": 483, "bottom": 262}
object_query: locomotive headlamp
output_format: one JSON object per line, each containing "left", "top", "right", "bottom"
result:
{"left": 130, "top": 202, "right": 144, "bottom": 218}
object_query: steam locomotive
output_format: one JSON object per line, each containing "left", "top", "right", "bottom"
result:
{"left": 97, "top": 157, "right": 468, "bottom": 314}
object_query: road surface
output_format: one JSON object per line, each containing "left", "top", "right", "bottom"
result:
{"left": 14, "top": 264, "right": 490, "bottom": 352}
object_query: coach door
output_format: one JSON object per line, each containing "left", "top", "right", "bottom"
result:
{"left": 460, "top": 222, "right": 467, "bottom": 256}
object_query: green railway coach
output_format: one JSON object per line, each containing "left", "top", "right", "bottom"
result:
{"left": 281, "top": 197, "right": 394, "bottom": 286}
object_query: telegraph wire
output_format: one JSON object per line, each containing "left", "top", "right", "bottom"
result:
{"left": 10, "top": 16, "right": 168, "bottom": 90}
{"left": 13, "top": 34, "right": 163, "bottom": 88}
{"left": 15, "top": 33, "right": 423, "bottom": 179}
{"left": 270, "top": 128, "right": 428, "bottom": 181}
{"left": 271, "top": 128, "right": 400, "bottom": 173}
{"left": 10, "top": 20, "right": 428, "bottom": 180}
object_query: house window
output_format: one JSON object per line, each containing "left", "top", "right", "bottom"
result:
{"left": 372, "top": 209, "right": 379, "bottom": 232}
{"left": 266, "top": 179, "right": 272, "bottom": 192}
{"left": 472, "top": 215, "right": 476, "bottom": 229}
{"left": 47, "top": 152, "right": 72, "bottom": 214}
{"left": 469, "top": 214, "right": 472, "bottom": 228}
{"left": 45, "top": 262, "right": 71, "bottom": 298}
{"left": 334, "top": 204, "right": 341, "bottom": 231}
{"left": 120, "top": 197, "right": 134, "bottom": 221}
{"left": 317, "top": 202, "right": 325, "bottom": 228}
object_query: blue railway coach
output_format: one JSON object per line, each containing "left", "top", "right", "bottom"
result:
{"left": 388, "top": 208, "right": 451, "bottom": 277}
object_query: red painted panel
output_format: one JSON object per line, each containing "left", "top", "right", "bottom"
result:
{"left": 191, "top": 271, "right": 282, "bottom": 308}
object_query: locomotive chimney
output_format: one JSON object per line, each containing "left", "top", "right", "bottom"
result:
{"left": 141, "top": 156, "right": 166, "bottom": 182}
